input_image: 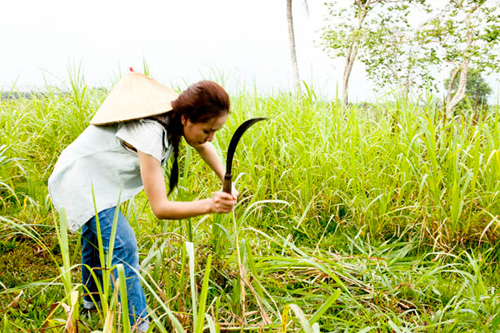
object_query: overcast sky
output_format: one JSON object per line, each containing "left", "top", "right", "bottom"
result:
{"left": 1, "top": 0, "right": 497, "bottom": 102}
{"left": 1, "top": 0, "right": 382, "bottom": 100}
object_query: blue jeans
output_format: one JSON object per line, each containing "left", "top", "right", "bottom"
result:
{"left": 81, "top": 207, "right": 149, "bottom": 329}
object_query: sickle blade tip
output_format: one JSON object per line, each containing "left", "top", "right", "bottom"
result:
{"left": 225, "top": 117, "right": 267, "bottom": 174}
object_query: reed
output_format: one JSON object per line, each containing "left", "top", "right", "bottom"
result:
{"left": 0, "top": 69, "right": 499, "bottom": 331}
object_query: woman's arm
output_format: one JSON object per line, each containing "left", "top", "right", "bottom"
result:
{"left": 195, "top": 142, "right": 240, "bottom": 198}
{"left": 194, "top": 142, "right": 225, "bottom": 181}
{"left": 138, "top": 150, "right": 236, "bottom": 220}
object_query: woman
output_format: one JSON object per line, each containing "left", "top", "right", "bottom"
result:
{"left": 48, "top": 71, "right": 237, "bottom": 331}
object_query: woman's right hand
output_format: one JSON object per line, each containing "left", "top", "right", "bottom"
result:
{"left": 210, "top": 191, "right": 237, "bottom": 213}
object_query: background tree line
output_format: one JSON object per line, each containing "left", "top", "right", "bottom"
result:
{"left": 288, "top": 0, "right": 500, "bottom": 115}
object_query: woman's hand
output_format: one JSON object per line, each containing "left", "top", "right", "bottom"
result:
{"left": 210, "top": 191, "right": 237, "bottom": 213}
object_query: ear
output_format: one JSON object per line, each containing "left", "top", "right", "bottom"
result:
{"left": 181, "top": 114, "right": 187, "bottom": 126}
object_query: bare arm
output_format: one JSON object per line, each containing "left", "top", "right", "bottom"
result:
{"left": 194, "top": 142, "right": 225, "bottom": 181}
{"left": 195, "top": 142, "right": 240, "bottom": 198}
{"left": 138, "top": 150, "right": 235, "bottom": 220}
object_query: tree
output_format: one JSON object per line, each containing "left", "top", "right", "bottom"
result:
{"left": 287, "top": 0, "right": 300, "bottom": 93}
{"left": 358, "top": 2, "right": 438, "bottom": 97}
{"left": 287, "top": 0, "right": 309, "bottom": 93}
{"left": 445, "top": 67, "right": 493, "bottom": 109}
{"left": 321, "top": 0, "right": 412, "bottom": 105}
{"left": 421, "top": 0, "right": 500, "bottom": 116}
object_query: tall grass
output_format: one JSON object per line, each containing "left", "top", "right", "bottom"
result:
{"left": 0, "top": 70, "right": 499, "bottom": 331}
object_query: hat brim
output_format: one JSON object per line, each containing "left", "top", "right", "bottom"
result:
{"left": 90, "top": 72, "right": 178, "bottom": 125}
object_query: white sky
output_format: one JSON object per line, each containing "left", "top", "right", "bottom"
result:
{"left": 1, "top": 0, "right": 497, "bottom": 102}
{"left": 0, "top": 0, "right": 379, "bottom": 101}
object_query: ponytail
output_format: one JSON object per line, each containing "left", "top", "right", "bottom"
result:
{"left": 156, "top": 112, "right": 182, "bottom": 194}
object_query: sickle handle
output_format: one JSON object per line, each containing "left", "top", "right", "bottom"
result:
{"left": 223, "top": 173, "right": 232, "bottom": 194}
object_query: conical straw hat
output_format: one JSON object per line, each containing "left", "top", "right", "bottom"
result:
{"left": 90, "top": 72, "right": 179, "bottom": 125}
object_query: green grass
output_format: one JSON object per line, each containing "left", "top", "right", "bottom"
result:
{"left": 0, "top": 70, "right": 499, "bottom": 332}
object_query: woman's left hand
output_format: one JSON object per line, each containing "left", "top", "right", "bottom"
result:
{"left": 210, "top": 191, "right": 237, "bottom": 213}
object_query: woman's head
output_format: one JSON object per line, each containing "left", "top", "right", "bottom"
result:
{"left": 171, "top": 80, "right": 230, "bottom": 148}
{"left": 172, "top": 80, "right": 230, "bottom": 124}
{"left": 164, "top": 80, "right": 230, "bottom": 193}
{"left": 169, "top": 80, "right": 230, "bottom": 147}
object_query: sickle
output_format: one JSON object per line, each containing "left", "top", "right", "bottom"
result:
{"left": 223, "top": 117, "right": 267, "bottom": 194}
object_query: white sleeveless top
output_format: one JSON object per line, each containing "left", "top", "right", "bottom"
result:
{"left": 48, "top": 119, "right": 172, "bottom": 232}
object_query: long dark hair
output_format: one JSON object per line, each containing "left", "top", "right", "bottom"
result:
{"left": 159, "top": 80, "right": 230, "bottom": 194}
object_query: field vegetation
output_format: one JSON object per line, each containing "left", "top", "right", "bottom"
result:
{"left": 0, "top": 73, "right": 499, "bottom": 332}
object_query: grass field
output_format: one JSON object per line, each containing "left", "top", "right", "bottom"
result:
{"left": 0, "top": 72, "right": 499, "bottom": 332}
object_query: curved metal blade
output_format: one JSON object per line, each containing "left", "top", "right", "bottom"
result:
{"left": 225, "top": 117, "right": 267, "bottom": 174}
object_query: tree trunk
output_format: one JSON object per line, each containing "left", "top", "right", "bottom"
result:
{"left": 287, "top": 0, "right": 301, "bottom": 93}
{"left": 403, "top": 47, "right": 414, "bottom": 98}
{"left": 445, "top": 11, "right": 473, "bottom": 117}
{"left": 343, "top": 42, "right": 358, "bottom": 106}
{"left": 446, "top": 62, "right": 469, "bottom": 116}
{"left": 445, "top": 66, "right": 461, "bottom": 105}
{"left": 342, "top": 1, "right": 368, "bottom": 106}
